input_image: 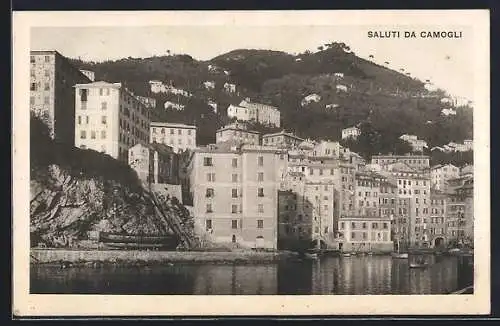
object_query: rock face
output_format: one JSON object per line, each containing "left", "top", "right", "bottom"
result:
{"left": 30, "top": 164, "right": 196, "bottom": 249}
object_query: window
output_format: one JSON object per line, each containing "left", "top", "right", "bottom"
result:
{"left": 309, "top": 169, "right": 313, "bottom": 175}
{"left": 101, "top": 116, "right": 107, "bottom": 125}
{"left": 91, "top": 131, "right": 96, "bottom": 139}
{"left": 258, "top": 188, "right": 264, "bottom": 197}
{"left": 351, "top": 222, "right": 355, "bottom": 228}
{"left": 362, "top": 222, "right": 367, "bottom": 229}
{"left": 383, "top": 223, "right": 388, "bottom": 229}
{"left": 232, "top": 174, "right": 238, "bottom": 182}
{"left": 232, "top": 158, "right": 238, "bottom": 167}
{"left": 80, "top": 89, "right": 88, "bottom": 102}
{"left": 44, "top": 82, "right": 50, "bottom": 91}
{"left": 106, "top": 88, "right": 110, "bottom": 96}
{"left": 258, "top": 156, "right": 264, "bottom": 166}
{"left": 170, "top": 129, "right": 174, "bottom": 135}
{"left": 188, "top": 130, "right": 192, "bottom": 136}
{"left": 231, "top": 189, "right": 238, "bottom": 198}
{"left": 258, "top": 172, "right": 264, "bottom": 181}
{"left": 341, "top": 222, "right": 345, "bottom": 229}
{"left": 101, "top": 130, "right": 106, "bottom": 139}
{"left": 30, "top": 56, "right": 35, "bottom": 63}
{"left": 101, "top": 102, "right": 107, "bottom": 110}
{"left": 206, "top": 188, "right": 214, "bottom": 198}
{"left": 319, "top": 169, "right": 323, "bottom": 175}
{"left": 372, "top": 223, "right": 378, "bottom": 229}
{"left": 44, "top": 96, "right": 50, "bottom": 105}
{"left": 258, "top": 205, "right": 264, "bottom": 213}
{"left": 77, "top": 116, "right": 82, "bottom": 125}
{"left": 203, "top": 157, "right": 213, "bottom": 166}
{"left": 80, "top": 130, "right": 86, "bottom": 139}
{"left": 257, "top": 219, "right": 264, "bottom": 228}
{"left": 206, "top": 203, "right": 213, "bottom": 213}
{"left": 351, "top": 232, "right": 356, "bottom": 240}
{"left": 207, "top": 173, "right": 215, "bottom": 182}
{"left": 44, "top": 55, "right": 50, "bottom": 62}
{"left": 178, "top": 139, "right": 182, "bottom": 145}
{"left": 232, "top": 205, "right": 238, "bottom": 214}
{"left": 178, "top": 129, "right": 182, "bottom": 135}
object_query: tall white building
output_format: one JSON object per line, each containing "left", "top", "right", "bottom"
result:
{"left": 74, "top": 81, "right": 151, "bottom": 162}
{"left": 150, "top": 122, "right": 197, "bottom": 153}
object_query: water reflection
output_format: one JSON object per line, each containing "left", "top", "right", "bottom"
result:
{"left": 31, "top": 255, "right": 473, "bottom": 295}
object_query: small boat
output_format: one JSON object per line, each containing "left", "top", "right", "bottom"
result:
{"left": 367, "top": 252, "right": 374, "bottom": 256}
{"left": 391, "top": 252, "right": 409, "bottom": 259}
{"left": 304, "top": 253, "right": 319, "bottom": 260}
{"left": 409, "top": 262, "right": 429, "bottom": 269}
{"left": 342, "top": 253, "right": 352, "bottom": 257}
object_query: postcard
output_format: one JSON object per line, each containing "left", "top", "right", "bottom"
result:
{"left": 12, "top": 10, "right": 490, "bottom": 316}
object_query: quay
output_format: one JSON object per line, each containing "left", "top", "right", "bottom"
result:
{"left": 30, "top": 248, "right": 298, "bottom": 265}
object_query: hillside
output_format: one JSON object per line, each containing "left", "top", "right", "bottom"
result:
{"left": 68, "top": 42, "right": 473, "bottom": 158}
{"left": 30, "top": 113, "right": 196, "bottom": 249}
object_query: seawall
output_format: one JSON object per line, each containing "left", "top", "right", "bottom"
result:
{"left": 30, "top": 249, "right": 295, "bottom": 265}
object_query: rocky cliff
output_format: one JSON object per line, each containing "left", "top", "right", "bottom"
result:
{"left": 30, "top": 113, "right": 197, "bottom": 249}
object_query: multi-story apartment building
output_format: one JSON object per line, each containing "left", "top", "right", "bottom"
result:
{"left": 216, "top": 123, "right": 261, "bottom": 145}
{"left": 150, "top": 122, "right": 197, "bottom": 153}
{"left": 337, "top": 216, "right": 392, "bottom": 253}
{"left": 430, "top": 164, "right": 460, "bottom": 191}
{"left": 354, "top": 171, "right": 382, "bottom": 217}
{"left": 446, "top": 178, "right": 473, "bottom": 247}
{"left": 262, "top": 130, "right": 304, "bottom": 149}
{"left": 378, "top": 179, "right": 397, "bottom": 219}
{"left": 379, "top": 162, "right": 431, "bottom": 247}
{"left": 227, "top": 98, "right": 281, "bottom": 127}
{"left": 74, "top": 81, "right": 150, "bottom": 162}
{"left": 310, "top": 141, "right": 343, "bottom": 159}
{"left": 429, "top": 190, "right": 447, "bottom": 247}
{"left": 186, "top": 142, "right": 283, "bottom": 249}
{"left": 128, "top": 142, "right": 179, "bottom": 185}
{"left": 371, "top": 154, "right": 430, "bottom": 171}
{"left": 30, "top": 50, "right": 91, "bottom": 145}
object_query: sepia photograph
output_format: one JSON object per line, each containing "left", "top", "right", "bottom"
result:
{"left": 13, "top": 10, "right": 490, "bottom": 316}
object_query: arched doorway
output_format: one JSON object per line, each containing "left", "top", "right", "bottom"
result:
{"left": 310, "top": 239, "right": 327, "bottom": 250}
{"left": 434, "top": 237, "right": 445, "bottom": 248}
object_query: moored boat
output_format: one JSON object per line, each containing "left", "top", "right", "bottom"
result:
{"left": 342, "top": 253, "right": 352, "bottom": 257}
{"left": 409, "top": 262, "right": 429, "bottom": 269}
{"left": 391, "top": 252, "right": 409, "bottom": 259}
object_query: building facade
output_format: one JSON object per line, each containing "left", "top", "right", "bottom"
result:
{"left": 30, "top": 50, "right": 92, "bottom": 145}
{"left": 341, "top": 126, "right": 361, "bottom": 140}
{"left": 371, "top": 154, "right": 430, "bottom": 171}
{"left": 262, "top": 131, "right": 304, "bottom": 149}
{"left": 216, "top": 123, "right": 261, "bottom": 145}
{"left": 430, "top": 164, "right": 460, "bottom": 191}
{"left": 227, "top": 99, "right": 281, "bottom": 127}
{"left": 429, "top": 190, "right": 447, "bottom": 248}
{"left": 128, "top": 143, "right": 179, "bottom": 185}
{"left": 150, "top": 122, "right": 197, "bottom": 153}
{"left": 74, "top": 81, "right": 150, "bottom": 162}
{"left": 337, "top": 216, "right": 393, "bottom": 253}
{"left": 79, "top": 69, "right": 95, "bottom": 82}
{"left": 187, "top": 142, "right": 283, "bottom": 249}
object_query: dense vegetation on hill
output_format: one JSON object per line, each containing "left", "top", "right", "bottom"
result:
{"left": 69, "top": 42, "right": 473, "bottom": 163}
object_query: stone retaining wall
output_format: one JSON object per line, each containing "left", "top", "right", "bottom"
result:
{"left": 31, "top": 249, "right": 288, "bottom": 264}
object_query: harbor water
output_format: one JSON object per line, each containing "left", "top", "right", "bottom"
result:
{"left": 30, "top": 254, "right": 473, "bottom": 295}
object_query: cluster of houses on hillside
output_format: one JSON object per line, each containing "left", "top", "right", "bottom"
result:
{"left": 30, "top": 49, "right": 474, "bottom": 253}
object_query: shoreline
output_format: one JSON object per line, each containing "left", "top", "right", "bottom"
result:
{"left": 30, "top": 248, "right": 299, "bottom": 266}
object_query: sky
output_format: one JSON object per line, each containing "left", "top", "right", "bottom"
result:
{"left": 31, "top": 25, "right": 474, "bottom": 101}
